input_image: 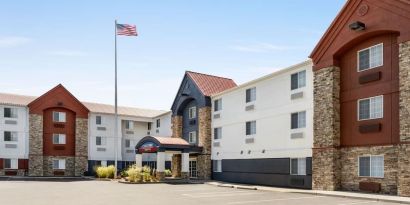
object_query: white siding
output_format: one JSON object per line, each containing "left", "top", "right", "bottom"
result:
{"left": 211, "top": 61, "right": 313, "bottom": 160}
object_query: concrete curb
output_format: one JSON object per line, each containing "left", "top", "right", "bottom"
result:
{"left": 206, "top": 181, "right": 410, "bottom": 204}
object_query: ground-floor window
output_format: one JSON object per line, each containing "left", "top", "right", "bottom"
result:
{"left": 213, "top": 160, "right": 222, "bottom": 172}
{"left": 359, "top": 155, "right": 384, "bottom": 178}
{"left": 4, "top": 158, "right": 18, "bottom": 169}
{"left": 189, "top": 159, "right": 197, "bottom": 178}
{"left": 290, "top": 158, "right": 306, "bottom": 175}
{"left": 53, "top": 159, "right": 66, "bottom": 170}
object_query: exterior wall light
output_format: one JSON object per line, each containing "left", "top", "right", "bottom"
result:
{"left": 349, "top": 21, "right": 366, "bottom": 31}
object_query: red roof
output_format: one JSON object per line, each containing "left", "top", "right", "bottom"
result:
{"left": 152, "top": 136, "right": 190, "bottom": 146}
{"left": 186, "top": 71, "right": 237, "bottom": 96}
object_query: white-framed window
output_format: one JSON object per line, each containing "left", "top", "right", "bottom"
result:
{"left": 291, "top": 111, "right": 306, "bottom": 129}
{"left": 291, "top": 70, "right": 306, "bottom": 90}
{"left": 359, "top": 155, "right": 384, "bottom": 178}
{"left": 189, "top": 131, "right": 197, "bottom": 143}
{"left": 52, "top": 159, "right": 66, "bottom": 170}
{"left": 101, "top": 160, "right": 108, "bottom": 167}
{"left": 4, "top": 107, "right": 18, "bottom": 118}
{"left": 246, "top": 87, "right": 256, "bottom": 103}
{"left": 213, "top": 160, "right": 222, "bottom": 172}
{"left": 290, "top": 158, "right": 306, "bottom": 175}
{"left": 96, "top": 116, "right": 102, "bottom": 125}
{"left": 96, "top": 136, "right": 106, "bottom": 146}
{"left": 53, "top": 111, "right": 66, "bottom": 123}
{"left": 246, "top": 121, "right": 256, "bottom": 136}
{"left": 4, "top": 158, "right": 18, "bottom": 169}
{"left": 214, "top": 99, "right": 222, "bottom": 112}
{"left": 125, "top": 139, "right": 131, "bottom": 148}
{"left": 156, "top": 119, "right": 160, "bottom": 128}
{"left": 4, "top": 131, "right": 18, "bottom": 142}
{"left": 214, "top": 127, "right": 222, "bottom": 140}
{"left": 358, "top": 43, "right": 383, "bottom": 72}
{"left": 125, "top": 120, "right": 134, "bottom": 130}
{"left": 148, "top": 122, "right": 152, "bottom": 130}
{"left": 358, "top": 96, "right": 383, "bottom": 120}
{"left": 188, "top": 106, "right": 197, "bottom": 119}
{"left": 52, "top": 134, "right": 66, "bottom": 144}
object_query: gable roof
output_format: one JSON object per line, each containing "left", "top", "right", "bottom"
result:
{"left": 0, "top": 93, "right": 36, "bottom": 107}
{"left": 186, "top": 71, "right": 237, "bottom": 96}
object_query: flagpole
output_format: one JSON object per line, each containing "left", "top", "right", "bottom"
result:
{"left": 114, "top": 19, "right": 118, "bottom": 179}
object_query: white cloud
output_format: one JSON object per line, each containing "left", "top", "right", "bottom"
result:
{"left": 231, "top": 42, "right": 300, "bottom": 53}
{"left": 0, "top": 36, "right": 31, "bottom": 48}
{"left": 48, "top": 50, "right": 88, "bottom": 57}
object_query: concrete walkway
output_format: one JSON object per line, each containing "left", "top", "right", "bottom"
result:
{"left": 206, "top": 181, "right": 410, "bottom": 204}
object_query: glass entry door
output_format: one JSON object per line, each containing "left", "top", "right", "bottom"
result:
{"left": 189, "top": 159, "right": 198, "bottom": 178}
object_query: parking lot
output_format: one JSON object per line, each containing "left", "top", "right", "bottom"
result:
{"left": 0, "top": 181, "right": 403, "bottom": 205}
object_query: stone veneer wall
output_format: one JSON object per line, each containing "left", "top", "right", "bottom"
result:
{"left": 398, "top": 41, "right": 410, "bottom": 196}
{"left": 28, "top": 114, "right": 44, "bottom": 176}
{"left": 171, "top": 116, "right": 182, "bottom": 177}
{"left": 74, "top": 118, "right": 88, "bottom": 176}
{"left": 197, "top": 107, "right": 212, "bottom": 180}
{"left": 340, "top": 146, "right": 398, "bottom": 195}
{"left": 312, "top": 66, "right": 341, "bottom": 190}
{"left": 171, "top": 154, "right": 181, "bottom": 177}
{"left": 0, "top": 170, "right": 26, "bottom": 176}
{"left": 43, "top": 156, "right": 75, "bottom": 176}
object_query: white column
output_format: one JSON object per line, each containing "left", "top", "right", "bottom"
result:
{"left": 181, "top": 152, "right": 189, "bottom": 173}
{"left": 135, "top": 154, "right": 142, "bottom": 167}
{"left": 156, "top": 152, "right": 165, "bottom": 172}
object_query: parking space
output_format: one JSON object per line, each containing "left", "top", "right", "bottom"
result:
{"left": 0, "top": 181, "right": 402, "bottom": 205}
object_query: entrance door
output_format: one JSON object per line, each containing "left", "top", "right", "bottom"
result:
{"left": 189, "top": 159, "right": 197, "bottom": 178}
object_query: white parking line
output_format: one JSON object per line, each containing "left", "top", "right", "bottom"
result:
{"left": 227, "top": 195, "right": 325, "bottom": 204}
{"left": 338, "top": 201, "right": 378, "bottom": 205}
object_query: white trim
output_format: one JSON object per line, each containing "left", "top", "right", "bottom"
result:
{"left": 357, "top": 43, "right": 384, "bottom": 72}
{"left": 357, "top": 95, "right": 384, "bottom": 121}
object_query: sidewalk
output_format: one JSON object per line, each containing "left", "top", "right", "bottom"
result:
{"left": 206, "top": 181, "right": 410, "bottom": 204}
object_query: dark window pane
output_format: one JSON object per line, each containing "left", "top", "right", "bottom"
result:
{"left": 147, "top": 122, "right": 152, "bottom": 130}
{"left": 359, "top": 99, "right": 370, "bottom": 120}
{"left": 96, "top": 116, "right": 101, "bottom": 125}
{"left": 4, "top": 159, "right": 11, "bottom": 169}
{"left": 246, "top": 89, "right": 251, "bottom": 103}
{"left": 4, "top": 131, "right": 11, "bottom": 141}
{"left": 359, "top": 49, "right": 370, "bottom": 71}
{"left": 96, "top": 137, "right": 101, "bottom": 145}
{"left": 156, "top": 119, "right": 160, "bottom": 128}
{"left": 246, "top": 122, "right": 251, "bottom": 135}
{"left": 291, "top": 113, "right": 299, "bottom": 129}
{"left": 291, "top": 73, "right": 299, "bottom": 90}
{"left": 291, "top": 159, "right": 298, "bottom": 174}
{"left": 359, "top": 157, "right": 370, "bottom": 176}
{"left": 4, "top": 108, "right": 11, "bottom": 118}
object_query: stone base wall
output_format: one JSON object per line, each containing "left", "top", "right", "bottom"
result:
{"left": 28, "top": 114, "right": 44, "bottom": 176}
{"left": 312, "top": 148, "right": 340, "bottom": 190}
{"left": 398, "top": 144, "right": 410, "bottom": 196}
{"left": 181, "top": 172, "right": 189, "bottom": 179}
{"left": 0, "top": 169, "right": 26, "bottom": 176}
{"left": 171, "top": 154, "right": 181, "bottom": 177}
{"left": 197, "top": 154, "right": 211, "bottom": 180}
{"left": 43, "top": 156, "right": 75, "bottom": 176}
{"left": 340, "top": 146, "right": 398, "bottom": 195}
{"left": 156, "top": 171, "right": 165, "bottom": 181}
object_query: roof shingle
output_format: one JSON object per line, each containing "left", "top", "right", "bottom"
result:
{"left": 186, "top": 71, "right": 237, "bottom": 96}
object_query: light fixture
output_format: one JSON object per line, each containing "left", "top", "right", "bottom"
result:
{"left": 349, "top": 21, "right": 365, "bottom": 31}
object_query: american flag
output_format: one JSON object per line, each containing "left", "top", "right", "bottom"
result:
{"left": 116, "top": 23, "right": 138, "bottom": 36}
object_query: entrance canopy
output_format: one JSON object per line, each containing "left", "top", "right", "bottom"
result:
{"left": 135, "top": 136, "right": 202, "bottom": 154}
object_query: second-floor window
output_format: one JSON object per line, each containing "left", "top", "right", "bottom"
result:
{"left": 156, "top": 119, "right": 160, "bottom": 128}
{"left": 4, "top": 131, "right": 18, "bottom": 142}
{"left": 189, "top": 131, "right": 197, "bottom": 144}
{"left": 214, "top": 127, "right": 222, "bottom": 140}
{"left": 4, "top": 107, "right": 18, "bottom": 118}
{"left": 291, "top": 70, "right": 306, "bottom": 90}
{"left": 214, "top": 99, "right": 222, "bottom": 112}
{"left": 246, "top": 121, "right": 256, "bottom": 136}
{"left": 358, "top": 96, "right": 383, "bottom": 120}
{"left": 291, "top": 111, "right": 306, "bottom": 129}
{"left": 148, "top": 122, "right": 152, "bottom": 130}
{"left": 96, "top": 136, "right": 106, "bottom": 146}
{"left": 53, "top": 111, "right": 66, "bottom": 123}
{"left": 53, "top": 134, "right": 66, "bottom": 145}
{"left": 188, "top": 106, "right": 196, "bottom": 119}
{"left": 358, "top": 43, "right": 383, "bottom": 72}
{"left": 246, "top": 87, "right": 256, "bottom": 103}
{"left": 125, "top": 139, "right": 131, "bottom": 148}
{"left": 96, "top": 116, "right": 102, "bottom": 125}
{"left": 125, "top": 120, "right": 134, "bottom": 130}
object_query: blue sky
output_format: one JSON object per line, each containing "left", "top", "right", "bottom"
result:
{"left": 0, "top": 0, "right": 345, "bottom": 110}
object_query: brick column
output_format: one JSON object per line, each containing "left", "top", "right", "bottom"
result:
{"left": 312, "top": 66, "right": 341, "bottom": 191}
{"left": 28, "top": 114, "right": 44, "bottom": 176}
{"left": 398, "top": 41, "right": 410, "bottom": 196}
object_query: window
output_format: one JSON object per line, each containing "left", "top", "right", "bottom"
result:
{"left": 4, "top": 131, "right": 18, "bottom": 142}
{"left": 101, "top": 160, "right": 107, "bottom": 167}
{"left": 358, "top": 43, "right": 383, "bottom": 72}
{"left": 358, "top": 96, "right": 383, "bottom": 120}
{"left": 53, "top": 159, "right": 66, "bottom": 170}
{"left": 156, "top": 119, "right": 160, "bottom": 128}
{"left": 125, "top": 139, "right": 131, "bottom": 148}
{"left": 147, "top": 122, "right": 152, "bottom": 130}
{"left": 246, "top": 87, "right": 256, "bottom": 103}
{"left": 52, "top": 134, "right": 66, "bottom": 144}
{"left": 291, "top": 111, "right": 306, "bottom": 129}
{"left": 4, "top": 159, "right": 18, "bottom": 169}
{"left": 189, "top": 131, "right": 197, "bottom": 143}
{"left": 125, "top": 120, "right": 134, "bottom": 130}
{"left": 96, "top": 136, "right": 106, "bottom": 146}
{"left": 290, "top": 158, "right": 306, "bottom": 175}
{"left": 4, "top": 107, "right": 18, "bottom": 118}
{"left": 214, "top": 99, "right": 222, "bottom": 112}
{"left": 96, "top": 116, "right": 102, "bottom": 125}
{"left": 359, "top": 156, "right": 384, "bottom": 178}
{"left": 53, "top": 111, "right": 66, "bottom": 122}
{"left": 214, "top": 127, "right": 222, "bottom": 140}
{"left": 291, "top": 70, "right": 306, "bottom": 90}
{"left": 213, "top": 160, "right": 222, "bottom": 172}
{"left": 188, "top": 107, "right": 197, "bottom": 119}
{"left": 246, "top": 121, "right": 256, "bottom": 136}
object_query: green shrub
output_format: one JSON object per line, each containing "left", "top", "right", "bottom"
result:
{"left": 164, "top": 169, "right": 172, "bottom": 177}
{"left": 96, "top": 165, "right": 116, "bottom": 179}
